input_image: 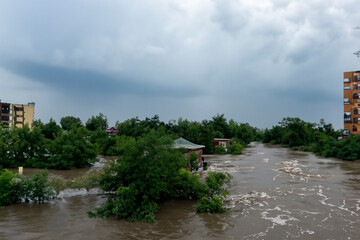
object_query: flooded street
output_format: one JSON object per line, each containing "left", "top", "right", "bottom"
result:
{"left": 1, "top": 142, "right": 360, "bottom": 239}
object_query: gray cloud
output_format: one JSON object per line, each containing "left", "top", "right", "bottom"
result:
{"left": 1, "top": 59, "right": 200, "bottom": 98}
{"left": 1, "top": 0, "right": 360, "bottom": 129}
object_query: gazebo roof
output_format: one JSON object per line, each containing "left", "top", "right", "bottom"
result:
{"left": 174, "top": 137, "right": 205, "bottom": 150}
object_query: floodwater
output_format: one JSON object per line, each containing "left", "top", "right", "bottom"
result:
{"left": 1, "top": 143, "right": 360, "bottom": 240}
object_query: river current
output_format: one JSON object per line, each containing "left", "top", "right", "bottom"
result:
{"left": 1, "top": 142, "right": 360, "bottom": 239}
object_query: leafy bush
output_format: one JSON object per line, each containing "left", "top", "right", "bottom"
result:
{"left": 214, "top": 145, "right": 226, "bottom": 154}
{"left": 172, "top": 169, "right": 206, "bottom": 199}
{"left": 189, "top": 152, "right": 199, "bottom": 171}
{"left": 0, "top": 169, "right": 15, "bottom": 206}
{"left": 197, "top": 196, "right": 225, "bottom": 213}
{"left": 1, "top": 170, "right": 55, "bottom": 205}
{"left": 47, "top": 172, "right": 102, "bottom": 194}
{"left": 228, "top": 144, "right": 243, "bottom": 155}
{"left": 29, "top": 170, "right": 55, "bottom": 203}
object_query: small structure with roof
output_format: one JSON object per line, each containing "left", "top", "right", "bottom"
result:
{"left": 106, "top": 127, "right": 119, "bottom": 136}
{"left": 174, "top": 137, "right": 205, "bottom": 171}
{"left": 213, "top": 138, "right": 231, "bottom": 150}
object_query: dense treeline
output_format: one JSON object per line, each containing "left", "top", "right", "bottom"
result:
{"left": 262, "top": 117, "right": 360, "bottom": 161}
{"left": 0, "top": 113, "right": 260, "bottom": 169}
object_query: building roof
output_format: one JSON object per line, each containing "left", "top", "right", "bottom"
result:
{"left": 213, "top": 138, "right": 231, "bottom": 141}
{"left": 174, "top": 137, "right": 205, "bottom": 150}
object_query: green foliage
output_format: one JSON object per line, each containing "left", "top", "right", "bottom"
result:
{"left": 336, "top": 135, "right": 360, "bottom": 161}
{"left": 89, "top": 130, "right": 188, "bottom": 222}
{"left": 89, "top": 130, "right": 232, "bottom": 222}
{"left": 0, "top": 169, "right": 15, "bottom": 206}
{"left": 205, "top": 172, "right": 232, "bottom": 197}
{"left": 214, "top": 145, "right": 226, "bottom": 154}
{"left": 29, "top": 170, "right": 55, "bottom": 203}
{"left": 86, "top": 113, "right": 108, "bottom": 131}
{"left": 1, "top": 170, "right": 55, "bottom": 205}
{"left": 172, "top": 169, "right": 206, "bottom": 199}
{"left": 0, "top": 125, "right": 49, "bottom": 168}
{"left": 228, "top": 144, "right": 243, "bottom": 155}
{"left": 189, "top": 152, "right": 199, "bottom": 171}
{"left": 262, "top": 117, "right": 360, "bottom": 161}
{"left": 60, "top": 116, "right": 82, "bottom": 131}
{"left": 41, "top": 118, "right": 62, "bottom": 140}
{"left": 47, "top": 172, "right": 101, "bottom": 194}
{"left": 48, "top": 127, "right": 98, "bottom": 169}
{"left": 197, "top": 196, "right": 225, "bottom": 213}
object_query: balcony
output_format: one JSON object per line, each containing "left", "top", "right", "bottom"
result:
{"left": 344, "top": 117, "right": 352, "bottom": 123}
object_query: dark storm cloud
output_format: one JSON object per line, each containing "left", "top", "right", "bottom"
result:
{"left": 1, "top": 59, "right": 200, "bottom": 98}
{"left": 1, "top": 0, "right": 360, "bottom": 128}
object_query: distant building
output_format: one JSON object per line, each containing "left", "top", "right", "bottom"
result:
{"left": 213, "top": 138, "right": 231, "bottom": 150}
{"left": 343, "top": 71, "right": 360, "bottom": 137}
{"left": 0, "top": 101, "right": 35, "bottom": 129}
{"left": 106, "top": 127, "right": 119, "bottom": 136}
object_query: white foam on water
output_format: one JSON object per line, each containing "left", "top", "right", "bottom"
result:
{"left": 317, "top": 186, "right": 336, "bottom": 207}
{"left": 224, "top": 191, "right": 271, "bottom": 209}
{"left": 263, "top": 158, "right": 269, "bottom": 163}
{"left": 57, "top": 188, "right": 103, "bottom": 198}
{"left": 339, "top": 199, "right": 359, "bottom": 216}
{"left": 260, "top": 212, "right": 299, "bottom": 226}
{"left": 208, "top": 164, "right": 239, "bottom": 173}
{"left": 58, "top": 188, "right": 88, "bottom": 198}
{"left": 224, "top": 160, "right": 232, "bottom": 163}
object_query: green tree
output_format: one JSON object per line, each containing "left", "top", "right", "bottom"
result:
{"left": 86, "top": 113, "right": 108, "bottom": 131}
{"left": 189, "top": 152, "right": 199, "bottom": 171}
{"left": 60, "top": 116, "right": 82, "bottom": 131}
{"left": 88, "top": 130, "right": 189, "bottom": 222}
{"left": 0, "top": 169, "right": 15, "bottom": 206}
{"left": 211, "top": 114, "right": 230, "bottom": 138}
{"left": 42, "top": 118, "right": 62, "bottom": 140}
{"left": 48, "top": 127, "right": 98, "bottom": 169}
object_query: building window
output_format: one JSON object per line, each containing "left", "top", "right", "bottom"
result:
{"left": 344, "top": 86, "right": 351, "bottom": 90}
{"left": 354, "top": 109, "right": 359, "bottom": 115}
{"left": 344, "top": 78, "right": 350, "bottom": 83}
{"left": 354, "top": 118, "right": 359, "bottom": 123}
{"left": 353, "top": 125, "right": 358, "bottom": 132}
{"left": 354, "top": 93, "right": 360, "bottom": 99}
{"left": 344, "top": 98, "right": 350, "bottom": 104}
{"left": 343, "top": 129, "right": 350, "bottom": 136}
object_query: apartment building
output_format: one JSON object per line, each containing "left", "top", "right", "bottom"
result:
{"left": 343, "top": 71, "right": 360, "bottom": 137}
{"left": 0, "top": 101, "right": 35, "bottom": 128}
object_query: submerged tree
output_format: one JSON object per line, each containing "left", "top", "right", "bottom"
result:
{"left": 88, "top": 130, "right": 231, "bottom": 222}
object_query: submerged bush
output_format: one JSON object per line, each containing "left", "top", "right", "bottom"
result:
{"left": 88, "top": 130, "right": 232, "bottom": 222}
{"left": 1, "top": 169, "right": 55, "bottom": 205}
{"left": 228, "top": 144, "right": 243, "bottom": 155}
{"left": 214, "top": 145, "right": 226, "bottom": 154}
{"left": 197, "top": 196, "right": 225, "bottom": 213}
{"left": 0, "top": 169, "right": 15, "bottom": 206}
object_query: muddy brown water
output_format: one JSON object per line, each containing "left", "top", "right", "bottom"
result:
{"left": 1, "top": 143, "right": 360, "bottom": 240}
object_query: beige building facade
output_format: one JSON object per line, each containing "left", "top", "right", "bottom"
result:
{"left": 0, "top": 101, "right": 35, "bottom": 129}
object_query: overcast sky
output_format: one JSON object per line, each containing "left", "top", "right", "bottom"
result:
{"left": 1, "top": 0, "right": 360, "bottom": 129}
